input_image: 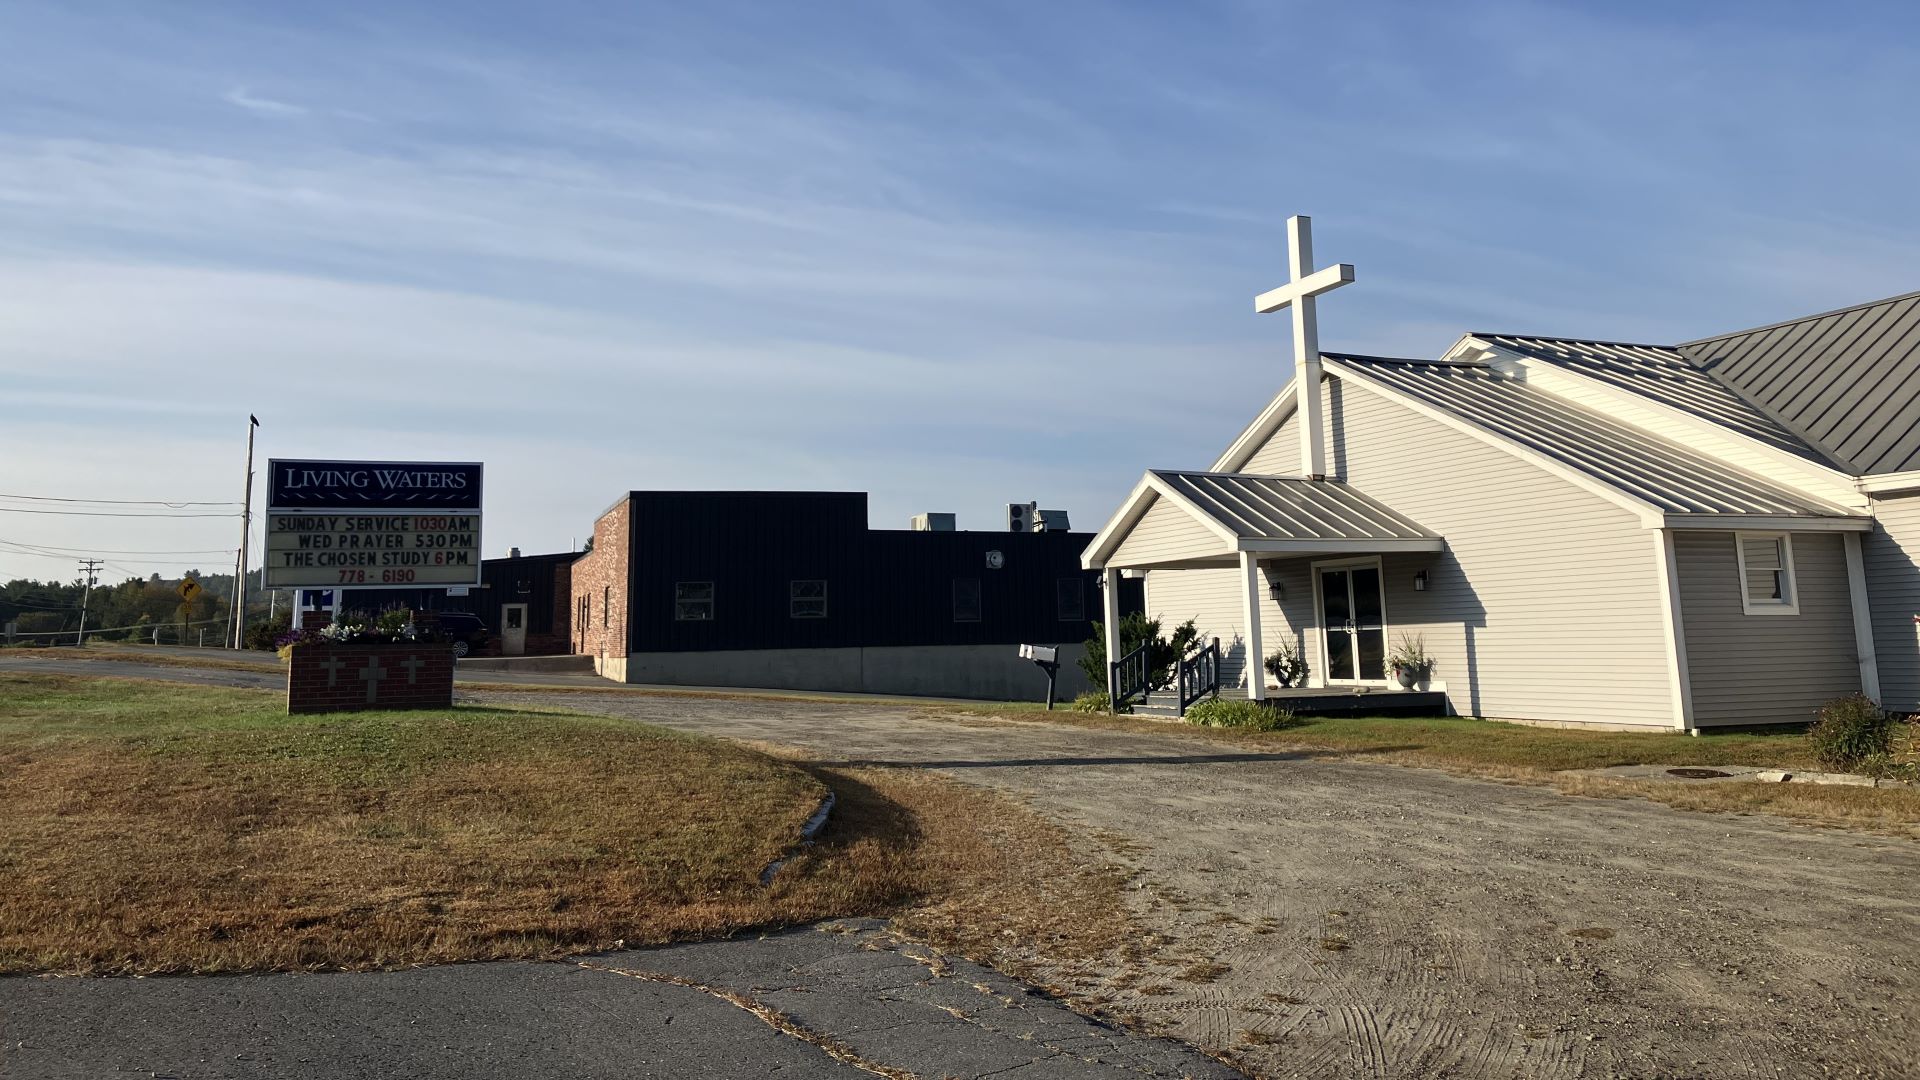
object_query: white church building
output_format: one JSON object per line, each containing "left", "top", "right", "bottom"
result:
{"left": 1084, "top": 217, "right": 1920, "bottom": 731}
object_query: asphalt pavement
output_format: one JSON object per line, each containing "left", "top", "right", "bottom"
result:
{"left": 0, "top": 656, "right": 1237, "bottom": 1080}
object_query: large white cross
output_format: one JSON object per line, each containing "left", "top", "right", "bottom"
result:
{"left": 1254, "top": 215, "right": 1354, "bottom": 480}
{"left": 359, "top": 657, "right": 388, "bottom": 704}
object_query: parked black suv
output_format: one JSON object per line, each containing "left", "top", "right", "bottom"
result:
{"left": 434, "top": 612, "right": 490, "bottom": 659}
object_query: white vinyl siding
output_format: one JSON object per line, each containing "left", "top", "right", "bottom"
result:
{"left": 1865, "top": 494, "right": 1920, "bottom": 711}
{"left": 1248, "top": 377, "right": 1676, "bottom": 727}
{"left": 1676, "top": 531, "right": 1860, "bottom": 726}
{"left": 1109, "top": 495, "right": 1223, "bottom": 567}
{"left": 1141, "top": 567, "right": 1251, "bottom": 689}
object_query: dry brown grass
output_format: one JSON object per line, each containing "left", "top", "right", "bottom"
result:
{"left": 791, "top": 760, "right": 1134, "bottom": 968}
{"left": 0, "top": 673, "right": 1132, "bottom": 975}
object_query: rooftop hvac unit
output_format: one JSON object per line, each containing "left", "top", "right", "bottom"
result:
{"left": 1006, "top": 502, "right": 1037, "bottom": 532}
{"left": 1034, "top": 509, "right": 1071, "bottom": 532}
{"left": 910, "top": 512, "right": 956, "bottom": 532}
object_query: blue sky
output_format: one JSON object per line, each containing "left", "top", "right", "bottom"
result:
{"left": 4, "top": 1, "right": 1919, "bottom": 583}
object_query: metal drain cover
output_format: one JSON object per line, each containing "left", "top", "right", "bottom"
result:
{"left": 1666, "top": 767, "right": 1733, "bottom": 779}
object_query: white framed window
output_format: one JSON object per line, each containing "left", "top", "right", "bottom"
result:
{"left": 674, "top": 581, "right": 715, "bottom": 621}
{"left": 790, "top": 579, "right": 827, "bottom": 619}
{"left": 1734, "top": 532, "right": 1798, "bottom": 615}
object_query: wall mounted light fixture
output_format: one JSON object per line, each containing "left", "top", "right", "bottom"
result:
{"left": 1268, "top": 580, "right": 1285, "bottom": 601}
{"left": 1413, "top": 570, "right": 1429, "bottom": 592}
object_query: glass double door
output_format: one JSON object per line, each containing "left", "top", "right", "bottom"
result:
{"left": 1318, "top": 561, "right": 1387, "bottom": 683}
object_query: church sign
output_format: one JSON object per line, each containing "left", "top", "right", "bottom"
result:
{"left": 263, "top": 459, "right": 483, "bottom": 589}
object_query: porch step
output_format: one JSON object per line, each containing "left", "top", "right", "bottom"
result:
{"left": 1129, "top": 700, "right": 1183, "bottom": 719}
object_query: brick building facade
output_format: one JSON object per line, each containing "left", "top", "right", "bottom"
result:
{"left": 571, "top": 496, "right": 632, "bottom": 678}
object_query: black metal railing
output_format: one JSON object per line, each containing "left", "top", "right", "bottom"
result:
{"left": 1110, "top": 640, "right": 1151, "bottom": 710}
{"left": 1177, "top": 637, "right": 1222, "bottom": 716}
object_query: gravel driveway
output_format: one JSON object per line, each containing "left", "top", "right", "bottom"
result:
{"left": 474, "top": 688, "right": 1920, "bottom": 1080}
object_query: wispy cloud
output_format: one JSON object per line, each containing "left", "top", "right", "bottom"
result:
{"left": 0, "top": 0, "right": 1918, "bottom": 577}
{"left": 222, "top": 86, "right": 308, "bottom": 118}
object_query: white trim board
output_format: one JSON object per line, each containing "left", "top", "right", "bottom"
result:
{"left": 1662, "top": 514, "right": 1871, "bottom": 533}
{"left": 1859, "top": 471, "right": 1920, "bottom": 496}
{"left": 1212, "top": 376, "right": 1300, "bottom": 474}
{"left": 1732, "top": 531, "right": 1800, "bottom": 617}
{"left": 1842, "top": 532, "right": 1881, "bottom": 702}
{"left": 1652, "top": 530, "right": 1696, "bottom": 732}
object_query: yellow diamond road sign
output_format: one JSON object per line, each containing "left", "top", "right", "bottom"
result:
{"left": 177, "top": 577, "right": 202, "bottom": 603}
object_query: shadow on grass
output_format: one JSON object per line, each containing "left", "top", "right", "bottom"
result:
{"left": 812, "top": 746, "right": 1423, "bottom": 771}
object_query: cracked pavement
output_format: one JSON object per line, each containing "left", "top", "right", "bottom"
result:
{"left": 0, "top": 921, "right": 1237, "bottom": 1079}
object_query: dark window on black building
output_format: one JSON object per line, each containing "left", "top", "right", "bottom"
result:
{"left": 790, "top": 579, "right": 827, "bottom": 618}
{"left": 675, "top": 581, "right": 714, "bottom": 621}
{"left": 1055, "top": 577, "right": 1086, "bottom": 621}
{"left": 952, "top": 578, "right": 982, "bottom": 622}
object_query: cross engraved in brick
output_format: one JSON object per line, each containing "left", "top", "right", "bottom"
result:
{"left": 319, "top": 655, "right": 347, "bottom": 688}
{"left": 400, "top": 655, "right": 426, "bottom": 685}
{"left": 359, "top": 657, "right": 389, "bottom": 704}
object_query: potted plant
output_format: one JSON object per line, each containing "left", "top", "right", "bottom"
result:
{"left": 1387, "top": 633, "right": 1433, "bottom": 689}
{"left": 1264, "top": 641, "right": 1309, "bottom": 689}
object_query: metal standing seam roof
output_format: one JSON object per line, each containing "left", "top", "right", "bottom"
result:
{"left": 1477, "top": 335, "right": 1830, "bottom": 464}
{"left": 1679, "top": 291, "right": 1920, "bottom": 476}
{"left": 1151, "top": 470, "right": 1439, "bottom": 542}
{"left": 1323, "top": 355, "right": 1854, "bottom": 518}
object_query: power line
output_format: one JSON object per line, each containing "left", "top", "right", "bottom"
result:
{"left": 0, "top": 493, "right": 240, "bottom": 506}
{"left": 0, "top": 507, "right": 238, "bottom": 518}
{"left": 0, "top": 545, "right": 231, "bottom": 567}
{"left": 0, "top": 539, "right": 237, "bottom": 555}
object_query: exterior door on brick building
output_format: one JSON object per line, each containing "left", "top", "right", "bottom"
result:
{"left": 501, "top": 603, "right": 527, "bottom": 655}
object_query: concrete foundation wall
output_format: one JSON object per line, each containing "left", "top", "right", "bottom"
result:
{"left": 614, "top": 643, "right": 1093, "bottom": 702}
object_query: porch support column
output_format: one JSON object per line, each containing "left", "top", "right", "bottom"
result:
{"left": 1101, "top": 566, "right": 1122, "bottom": 712}
{"left": 1843, "top": 531, "right": 1882, "bottom": 702}
{"left": 1239, "top": 552, "right": 1266, "bottom": 701}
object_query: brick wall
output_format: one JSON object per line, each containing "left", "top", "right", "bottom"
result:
{"left": 571, "top": 498, "right": 631, "bottom": 661}
{"left": 288, "top": 643, "right": 456, "bottom": 714}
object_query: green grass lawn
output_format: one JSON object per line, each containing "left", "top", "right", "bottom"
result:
{"left": 1260, "top": 713, "right": 1821, "bottom": 773}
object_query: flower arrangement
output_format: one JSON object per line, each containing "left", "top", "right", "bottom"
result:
{"left": 1264, "top": 641, "right": 1310, "bottom": 688}
{"left": 1387, "top": 633, "right": 1433, "bottom": 685}
{"left": 275, "top": 610, "right": 446, "bottom": 659}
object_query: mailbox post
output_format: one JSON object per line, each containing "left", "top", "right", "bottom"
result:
{"left": 1019, "top": 643, "right": 1062, "bottom": 710}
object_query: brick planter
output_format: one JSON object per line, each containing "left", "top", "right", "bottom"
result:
{"left": 287, "top": 643, "right": 456, "bottom": 714}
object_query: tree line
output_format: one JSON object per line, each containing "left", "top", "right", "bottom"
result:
{"left": 0, "top": 571, "right": 277, "bottom": 645}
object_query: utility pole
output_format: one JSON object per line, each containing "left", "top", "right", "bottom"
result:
{"left": 233, "top": 414, "right": 259, "bottom": 648}
{"left": 75, "top": 558, "right": 102, "bottom": 646}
